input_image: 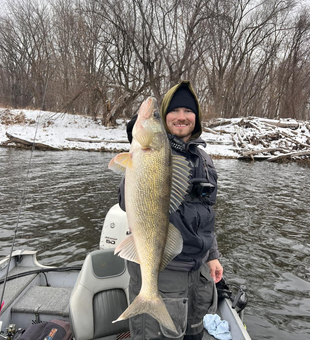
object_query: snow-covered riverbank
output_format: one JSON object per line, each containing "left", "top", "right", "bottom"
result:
{"left": 1, "top": 108, "right": 309, "bottom": 161}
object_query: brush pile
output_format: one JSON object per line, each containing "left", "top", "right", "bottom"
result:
{"left": 203, "top": 117, "right": 310, "bottom": 162}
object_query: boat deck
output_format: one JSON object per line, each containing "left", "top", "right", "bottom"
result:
{"left": 1, "top": 266, "right": 219, "bottom": 339}
{"left": 12, "top": 286, "right": 72, "bottom": 326}
{"left": 1, "top": 257, "right": 250, "bottom": 340}
{"left": 0, "top": 266, "right": 39, "bottom": 315}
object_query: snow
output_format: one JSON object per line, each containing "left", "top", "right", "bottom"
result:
{"left": 0, "top": 108, "right": 309, "bottom": 160}
{"left": 0, "top": 108, "right": 129, "bottom": 152}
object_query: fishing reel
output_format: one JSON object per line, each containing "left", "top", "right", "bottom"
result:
{"left": 216, "top": 278, "right": 248, "bottom": 313}
{"left": 0, "top": 324, "right": 23, "bottom": 340}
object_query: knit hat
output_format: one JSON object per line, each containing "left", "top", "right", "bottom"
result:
{"left": 160, "top": 80, "right": 202, "bottom": 140}
{"left": 167, "top": 85, "right": 198, "bottom": 115}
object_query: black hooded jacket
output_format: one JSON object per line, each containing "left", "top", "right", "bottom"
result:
{"left": 119, "top": 80, "right": 219, "bottom": 271}
{"left": 160, "top": 81, "right": 219, "bottom": 270}
{"left": 165, "top": 134, "right": 219, "bottom": 271}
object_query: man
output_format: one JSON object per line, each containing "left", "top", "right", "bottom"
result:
{"left": 119, "top": 80, "right": 223, "bottom": 340}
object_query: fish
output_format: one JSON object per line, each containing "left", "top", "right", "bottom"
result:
{"left": 108, "top": 97, "right": 190, "bottom": 334}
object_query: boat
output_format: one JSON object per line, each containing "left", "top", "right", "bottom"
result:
{"left": 0, "top": 204, "right": 251, "bottom": 340}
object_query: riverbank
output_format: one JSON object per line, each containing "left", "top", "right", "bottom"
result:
{"left": 0, "top": 108, "right": 309, "bottom": 161}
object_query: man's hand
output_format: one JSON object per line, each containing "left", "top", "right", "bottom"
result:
{"left": 207, "top": 259, "right": 223, "bottom": 283}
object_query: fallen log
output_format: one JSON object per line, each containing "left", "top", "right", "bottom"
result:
{"left": 202, "top": 127, "right": 219, "bottom": 134}
{"left": 258, "top": 119, "right": 300, "bottom": 129}
{"left": 2, "top": 132, "right": 61, "bottom": 151}
{"left": 267, "top": 150, "right": 310, "bottom": 162}
{"left": 205, "top": 119, "right": 233, "bottom": 129}
{"left": 247, "top": 121, "right": 262, "bottom": 132}
{"left": 279, "top": 131, "right": 310, "bottom": 149}
{"left": 241, "top": 147, "right": 288, "bottom": 157}
{"left": 235, "top": 130, "right": 246, "bottom": 148}
{"left": 232, "top": 134, "right": 239, "bottom": 148}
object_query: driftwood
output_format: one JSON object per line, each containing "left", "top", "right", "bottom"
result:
{"left": 232, "top": 134, "right": 239, "bottom": 148}
{"left": 261, "top": 120, "right": 300, "bottom": 129}
{"left": 65, "top": 137, "right": 128, "bottom": 143}
{"left": 241, "top": 147, "right": 288, "bottom": 157}
{"left": 206, "top": 117, "right": 310, "bottom": 162}
{"left": 2, "top": 132, "right": 61, "bottom": 151}
{"left": 205, "top": 119, "right": 233, "bottom": 129}
{"left": 267, "top": 150, "right": 310, "bottom": 162}
{"left": 236, "top": 129, "right": 246, "bottom": 148}
{"left": 279, "top": 131, "right": 310, "bottom": 149}
{"left": 203, "top": 127, "right": 219, "bottom": 135}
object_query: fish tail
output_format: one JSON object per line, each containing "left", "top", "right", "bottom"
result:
{"left": 113, "top": 294, "right": 177, "bottom": 334}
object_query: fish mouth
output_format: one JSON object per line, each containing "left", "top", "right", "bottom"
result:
{"left": 138, "top": 97, "right": 159, "bottom": 120}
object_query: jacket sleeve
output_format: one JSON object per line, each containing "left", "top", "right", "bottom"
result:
{"left": 206, "top": 235, "right": 220, "bottom": 262}
{"left": 118, "top": 176, "right": 126, "bottom": 211}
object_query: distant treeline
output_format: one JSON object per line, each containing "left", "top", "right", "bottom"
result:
{"left": 0, "top": 0, "right": 309, "bottom": 124}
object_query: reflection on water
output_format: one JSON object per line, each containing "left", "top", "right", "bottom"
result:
{"left": 0, "top": 149, "right": 309, "bottom": 339}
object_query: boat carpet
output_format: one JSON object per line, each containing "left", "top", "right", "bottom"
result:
{"left": 0, "top": 266, "right": 38, "bottom": 314}
{"left": 12, "top": 286, "right": 73, "bottom": 317}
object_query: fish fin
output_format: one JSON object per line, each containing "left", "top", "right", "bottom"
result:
{"left": 169, "top": 155, "right": 191, "bottom": 213}
{"left": 160, "top": 223, "right": 183, "bottom": 270}
{"left": 114, "top": 152, "right": 133, "bottom": 168}
{"left": 114, "top": 234, "right": 140, "bottom": 264}
{"left": 135, "top": 128, "right": 154, "bottom": 148}
{"left": 108, "top": 152, "right": 132, "bottom": 172}
{"left": 113, "top": 294, "right": 178, "bottom": 334}
{"left": 108, "top": 157, "right": 126, "bottom": 173}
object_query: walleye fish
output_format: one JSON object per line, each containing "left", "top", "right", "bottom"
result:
{"left": 108, "top": 97, "right": 190, "bottom": 334}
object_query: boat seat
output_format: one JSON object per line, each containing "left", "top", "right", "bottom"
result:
{"left": 69, "top": 249, "right": 130, "bottom": 340}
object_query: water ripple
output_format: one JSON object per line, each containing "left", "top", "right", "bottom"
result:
{"left": 1, "top": 150, "right": 309, "bottom": 339}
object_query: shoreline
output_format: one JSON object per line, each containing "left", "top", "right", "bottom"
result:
{"left": 1, "top": 108, "right": 309, "bottom": 162}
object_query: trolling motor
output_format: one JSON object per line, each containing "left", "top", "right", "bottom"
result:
{"left": 216, "top": 278, "right": 248, "bottom": 314}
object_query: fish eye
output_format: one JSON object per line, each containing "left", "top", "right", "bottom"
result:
{"left": 154, "top": 111, "right": 160, "bottom": 119}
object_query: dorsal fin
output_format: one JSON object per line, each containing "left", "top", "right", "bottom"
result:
{"left": 169, "top": 155, "right": 191, "bottom": 214}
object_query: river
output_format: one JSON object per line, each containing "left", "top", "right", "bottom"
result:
{"left": 0, "top": 148, "right": 309, "bottom": 339}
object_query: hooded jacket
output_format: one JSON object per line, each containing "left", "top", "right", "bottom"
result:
{"left": 161, "top": 80, "right": 219, "bottom": 271}
{"left": 119, "top": 81, "right": 219, "bottom": 271}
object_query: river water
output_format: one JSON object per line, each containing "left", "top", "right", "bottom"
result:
{"left": 0, "top": 148, "right": 309, "bottom": 339}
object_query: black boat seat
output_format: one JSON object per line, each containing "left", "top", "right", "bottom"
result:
{"left": 69, "top": 249, "right": 130, "bottom": 340}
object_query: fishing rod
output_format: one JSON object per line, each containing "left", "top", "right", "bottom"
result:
{"left": 0, "top": 78, "right": 49, "bottom": 316}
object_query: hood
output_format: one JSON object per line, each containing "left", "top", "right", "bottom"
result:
{"left": 160, "top": 80, "right": 202, "bottom": 140}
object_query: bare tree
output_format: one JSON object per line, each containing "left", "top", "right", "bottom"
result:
{"left": 199, "top": 0, "right": 294, "bottom": 118}
{"left": 0, "top": 0, "right": 55, "bottom": 109}
{"left": 276, "top": 11, "right": 310, "bottom": 120}
{"left": 0, "top": 0, "right": 309, "bottom": 121}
